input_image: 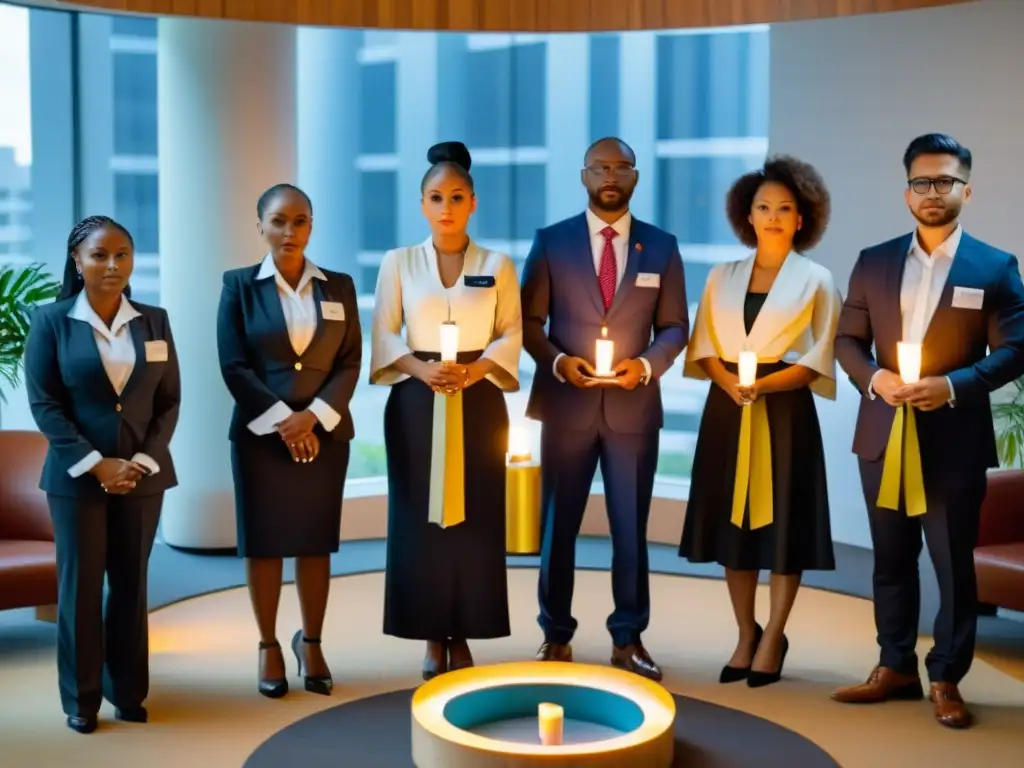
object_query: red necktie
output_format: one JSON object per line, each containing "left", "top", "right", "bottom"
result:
{"left": 598, "top": 226, "right": 618, "bottom": 310}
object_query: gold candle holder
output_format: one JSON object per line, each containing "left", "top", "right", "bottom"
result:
{"left": 506, "top": 425, "right": 541, "bottom": 555}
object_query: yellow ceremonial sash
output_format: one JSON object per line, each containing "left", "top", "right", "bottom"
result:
{"left": 428, "top": 389, "right": 466, "bottom": 528}
{"left": 877, "top": 403, "right": 927, "bottom": 517}
{"left": 730, "top": 397, "right": 773, "bottom": 530}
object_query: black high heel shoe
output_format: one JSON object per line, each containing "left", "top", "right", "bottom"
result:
{"left": 258, "top": 640, "right": 289, "bottom": 699}
{"left": 719, "top": 623, "right": 764, "bottom": 683}
{"left": 291, "top": 630, "right": 333, "bottom": 696}
{"left": 747, "top": 634, "right": 789, "bottom": 688}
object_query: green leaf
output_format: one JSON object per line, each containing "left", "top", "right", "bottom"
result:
{"left": 0, "top": 263, "right": 61, "bottom": 402}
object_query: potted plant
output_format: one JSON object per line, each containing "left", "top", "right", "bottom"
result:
{"left": 0, "top": 263, "right": 61, "bottom": 405}
{"left": 992, "top": 377, "right": 1024, "bottom": 468}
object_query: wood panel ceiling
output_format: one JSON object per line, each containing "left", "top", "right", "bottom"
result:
{"left": 38, "top": 0, "right": 978, "bottom": 31}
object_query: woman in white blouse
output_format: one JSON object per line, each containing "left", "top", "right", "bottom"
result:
{"left": 370, "top": 141, "right": 522, "bottom": 679}
{"left": 679, "top": 156, "right": 841, "bottom": 689}
{"left": 217, "top": 184, "right": 362, "bottom": 699}
{"left": 24, "top": 216, "right": 180, "bottom": 733}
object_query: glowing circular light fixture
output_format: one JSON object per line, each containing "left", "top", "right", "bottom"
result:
{"left": 411, "top": 661, "right": 676, "bottom": 767}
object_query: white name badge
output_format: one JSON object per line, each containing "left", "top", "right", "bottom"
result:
{"left": 321, "top": 301, "right": 346, "bottom": 321}
{"left": 952, "top": 286, "right": 984, "bottom": 310}
{"left": 145, "top": 340, "right": 169, "bottom": 362}
{"left": 636, "top": 272, "right": 660, "bottom": 289}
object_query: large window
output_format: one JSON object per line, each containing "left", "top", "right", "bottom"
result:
{"left": 0, "top": 5, "right": 32, "bottom": 272}
{"left": 2, "top": 7, "right": 770, "bottom": 485}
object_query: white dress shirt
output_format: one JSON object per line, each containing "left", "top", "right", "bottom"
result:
{"left": 552, "top": 208, "right": 652, "bottom": 384}
{"left": 66, "top": 292, "right": 161, "bottom": 478}
{"left": 247, "top": 254, "right": 343, "bottom": 435}
{"left": 869, "top": 225, "right": 960, "bottom": 403}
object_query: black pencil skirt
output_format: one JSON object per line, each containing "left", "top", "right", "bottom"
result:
{"left": 231, "top": 433, "right": 350, "bottom": 558}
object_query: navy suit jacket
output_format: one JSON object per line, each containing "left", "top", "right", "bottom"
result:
{"left": 835, "top": 231, "right": 1024, "bottom": 472}
{"left": 24, "top": 297, "right": 180, "bottom": 500}
{"left": 521, "top": 213, "right": 689, "bottom": 434}
{"left": 217, "top": 265, "right": 362, "bottom": 442}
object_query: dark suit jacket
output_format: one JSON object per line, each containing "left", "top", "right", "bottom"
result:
{"left": 24, "top": 297, "right": 181, "bottom": 500}
{"left": 217, "top": 264, "right": 362, "bottom": 442}
{"left": 835, "top": 231, "right": 1024, "bottom": 472}
{"left": 521, "top": 213, "right": 689, "bottom": 434}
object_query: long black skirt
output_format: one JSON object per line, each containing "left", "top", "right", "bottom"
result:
{"left": 680, "top": 361, "right": 835, "bottom": 574}
{"left": 383, "top": 354, "right": 510, "bottom": 640}
{"left": 231, "top": 432, "right": 350, "bottom": 558}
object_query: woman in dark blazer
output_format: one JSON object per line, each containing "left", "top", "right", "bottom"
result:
{"left": 217, "top": 183, "right": 362, "bottom": 699}
{"left": 24, "top": 215, "right": 181, "bottom": 734}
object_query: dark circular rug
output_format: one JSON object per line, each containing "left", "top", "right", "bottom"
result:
{"left": 244, "top": 688, "right": 840, "bottom": 767}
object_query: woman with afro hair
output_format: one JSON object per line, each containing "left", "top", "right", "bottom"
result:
{"left": 679, "top": 155, "right": 841, "bottom": 689}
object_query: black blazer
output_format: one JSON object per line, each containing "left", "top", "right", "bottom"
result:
{"left": 24, "top": 297, "right": 181, "bottom": 500}
{"left": 217, "top": 264, "right": 362, "bottom": 442}
{"left": 836, "top": 231, "right": 1024, "bottom": 471}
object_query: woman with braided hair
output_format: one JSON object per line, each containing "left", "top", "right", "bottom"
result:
{"left": 24, "top": 215, "right": 181, "bottom": 734}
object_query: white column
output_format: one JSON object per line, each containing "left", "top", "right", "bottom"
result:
{"left": 618, "top": 32, "right": 658, "bottom": 222}
{"left": 396, "top": 32, "right": 439, "bottom": 246}
{"left": 297, "top": 27, "right": 361, "bottom": 281}
{"left": 545, "top": 35, "right": 590, "bottom": 224}
{"left": 157, "top": 18, "right": 297, "bottom": 550}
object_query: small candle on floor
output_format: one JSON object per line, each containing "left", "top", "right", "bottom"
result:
{"left": 538, "top": 702, "right": 563, "bottom": 746}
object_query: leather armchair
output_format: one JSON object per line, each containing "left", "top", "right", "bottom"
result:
{"left": 975, "top": 468, "right": 1024, "bottom": 613}
{"left": 0, "top": 430, "right": 57, "bottom": 612}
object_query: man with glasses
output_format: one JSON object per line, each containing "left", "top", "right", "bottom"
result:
{"left": 521, "top": 137, "right": 688, "bottom": 680}
{"left": 833, "top": 133, "right": 1024, "bottom": 728}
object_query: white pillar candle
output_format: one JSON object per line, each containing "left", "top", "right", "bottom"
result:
{"left": 538, "top": 702, "right": 564, "bottom": 746}
{"left": 439, "top": 321, "right": 459, "bottom": 363}
{"left": 738, "top": 350, "right": 758, "bottom": 387}
{"left": 897, "top": 341, "right": 921, "bottom": 385}
{"left": 594, "top": 326, "right": 614, "bottom": 377}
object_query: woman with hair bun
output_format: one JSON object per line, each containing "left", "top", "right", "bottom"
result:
{"left": 680, "top": 155, "right": 841, "bottom": 689}
{"left": 370, "top": 141, "right": 522, "bottom": 679}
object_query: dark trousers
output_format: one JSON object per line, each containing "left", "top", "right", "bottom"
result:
{"left": 537, "top": 415, "right": 659, "bottom": 648}
{"left": 858, "top": 459, "right": 986, "bottom": 685}
{"left": 48, "top": 493, "right": 163, "bottom": 717}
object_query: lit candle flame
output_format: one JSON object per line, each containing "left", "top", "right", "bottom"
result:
{"left": 508, "top": 424, "right": 532, "bottom": 463}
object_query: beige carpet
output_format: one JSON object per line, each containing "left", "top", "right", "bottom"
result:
{"left": 2, "top": 570, "right": 1023, "bottom": 767}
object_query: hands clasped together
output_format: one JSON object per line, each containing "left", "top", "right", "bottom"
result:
{"left": 276, "top": 410, "right": 321, "bottom": 463}
{"left": 872, "top": 370, "right": 952, "bottom": 411}
{"left": 556, "top": 356, "right": 647, "bottom": 391}
{"left": 418, "top": 360, "right": 487, "bottom": 396}
{"left": 90, "top": 458, "right": 146, "bottom": 495}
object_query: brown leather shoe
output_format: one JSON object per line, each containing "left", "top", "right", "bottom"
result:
{"left": 831, "top": 666, "right": 924, "bottom": 703}
{"left": 535, "top": 642, "right": 572, "bottom": 662}
{"left": 930, "top": 682, "right": 972, "bottom": 728}
{"left": 422, "top": 641, "right": 447, "bottom": 681}
{"left": 611, "top": 643, "right": 663, "bottom": 682}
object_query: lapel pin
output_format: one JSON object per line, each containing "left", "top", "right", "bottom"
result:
{"left": 635, "top": 243, "right": 643, "bottom": 252}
